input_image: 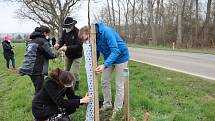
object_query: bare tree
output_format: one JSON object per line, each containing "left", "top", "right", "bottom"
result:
{"left": 106, "top": 0, "right": 112, "bottom": 25}
{"left": 96, "top": 0, "right": 213, "bottom": 48}
{"left": 204, "top": 0, "right": 212, "bottom": 46}
{"left": 15, "top": 0, "right": 79, "bottom": 37}
{"left": 115, "top": 0, "right": 122, "bottom": 32}
{"left": 121, "top": 0, "right": 130, "bottom": 40}
{"left": 148, "top": 0, "right": 157, "bottom": 45}
{"left": 129, "top": 0, "right": 137, "bottom": 42}
{"left": 155, "top": 0, "right": 160, "bottom": 24}
{"left": 176, "top": 0, "right": 183, "bottom": 46}
{"left": 195, "top": 0, "right": 199, "bottom": 47}
{"left": 111, "top": 0, "right": 116, "bottom": 27}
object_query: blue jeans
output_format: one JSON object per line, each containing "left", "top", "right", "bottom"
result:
{"left": 5, "top": 56, "right": 15, "bottom": 69}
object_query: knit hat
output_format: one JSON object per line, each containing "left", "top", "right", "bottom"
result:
{"left": 3, "top": 36, "right": 12, "bottom": 41}
{"left": 35, "top": 25, "right": 50, "bottom": 33}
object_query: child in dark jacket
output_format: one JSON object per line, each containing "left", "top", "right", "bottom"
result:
{"left": 2, "top": 37, "right": 16, "bottom": 70}
{"left": 32, "top": 68, "right": 91, "bottom": 121}
{"left": 19, "top": 26, "right": 59, "bottom": 94}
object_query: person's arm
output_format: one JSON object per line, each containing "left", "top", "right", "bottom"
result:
{"left": 57, "top": 30, "right": 66, "bottom": 49}
{"left": 41, "top": 41, "right": 59, "bottom": 59}
{"left": 44, "top": 80, "right": 81, "bottom": 109}
{"left": 66, "top": 87, "right": 82, "bottom": 99}
{"left": 103, "top": 29, "right": 121, "bottom": 68}
{"left": 3, "top": 43, "right": 12, "bottom": 50}
{"left": 66, "top": 30, "right": 82, "bottom": 53}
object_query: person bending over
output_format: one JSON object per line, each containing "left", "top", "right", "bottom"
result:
{"left": 18, "top": 26, "right": 59, "bottom": 94}
{"left": 32, "top": 68, "right": 91, "bottom": 121}
{"left": 79, "top": 21, "right": 130, "bottom": 119}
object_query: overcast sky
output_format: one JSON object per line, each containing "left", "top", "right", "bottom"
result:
{"left": 0, "top": 1, "right": 100, "bottom": 33}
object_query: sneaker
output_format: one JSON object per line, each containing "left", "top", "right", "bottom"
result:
{"left": 100, "top": 105, "right": 113, "bottom": 111}
{"left": 74, "top": 81, "right": 79, "bottom": 90}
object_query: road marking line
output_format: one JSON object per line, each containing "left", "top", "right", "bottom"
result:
{"left": 130, "top": 59, "right": 215, "bottom": 81}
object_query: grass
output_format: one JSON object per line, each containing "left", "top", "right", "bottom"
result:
{"left": 129, "top": 44, "right": 215, "bottom": 55}
{"left": 0, "top": 43, "right": 215, "bottom": 121}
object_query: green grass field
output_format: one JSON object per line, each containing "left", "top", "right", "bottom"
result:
{"left": 0, "top": 43, "right": 215, "bottom": 121}
{"left": 129, "top": 44, "right": 215, "bottom": 55}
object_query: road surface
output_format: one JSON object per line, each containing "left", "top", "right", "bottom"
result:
{"left": 129, "top": 47, "right": 215, "bottom": 80}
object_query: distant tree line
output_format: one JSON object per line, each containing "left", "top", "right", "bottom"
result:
{"left": 0, "top": 33, "right": 29, "bottom": 42}
{"left": 2, "top": 0, "right": 214, "bottom": 48}
{"left": 94, "top": 0, "right": 215, "bottom": 48}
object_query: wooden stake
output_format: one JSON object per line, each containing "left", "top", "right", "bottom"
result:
{"left": 90, "top": 24, "right": 100, "bottom": 121}
{"left": 88, "top": 0, "right": 99, "bottom": 120}
{"left": 124, "top": 68, "right": 130, "bottom": 121}
{"left": 143, "top": 112, "right": 149, "bottom": 121}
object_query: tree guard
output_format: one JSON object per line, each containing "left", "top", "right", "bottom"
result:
{"left": 83, "top": 41, "right": 94, "bottom": 121}
{"left": 85, "top": 0, "right": 100, "bottom": 119}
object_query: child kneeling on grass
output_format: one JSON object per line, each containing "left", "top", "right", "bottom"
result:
{"left": 32, "top": 68, "right": 92, "bottom": 121}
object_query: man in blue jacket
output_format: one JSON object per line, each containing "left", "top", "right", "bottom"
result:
{"left": 79, "top": 22, "right": 130, "bottom": 118}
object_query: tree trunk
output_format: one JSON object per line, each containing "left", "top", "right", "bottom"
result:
{"left": 140, "top": 0, "right": 144, "bottom": 25}
{"left": 125, "top": 0, "right": 130, "bottom": 41}
{"left": 117, "top": 0, "right": 121, "bottom": 32}
{"left": 188, "top": 0, "right": 194, "bottom": 48}
{"left": 155, "top": 0, "right": 160, "bottom": 25}
{"left": 205, "top": 0, "right": 212, "bottom": 46}
{"left": 148, "top": 0, "right": 156, "bottom": 45}
{"left": 130, "top": 0, "right": 136, "bottom": 42}
{"left": 111, "top": 0, "right": 116, "bottom": 27}
{"left": 160, "top": 0, "right": 165, "bottom": 45}
{"left": 106, "top": 0, "right": 112, "bottom": 25}
{"left": 213, "top": 2, "right": 215, "bottom": 24}
{"left": 195, "top": 0, "right": 199, "bottom": 47}
{"left": 177, "top": 0, "right": 183, "bottom": 46}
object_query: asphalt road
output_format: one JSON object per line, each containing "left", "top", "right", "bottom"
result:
{"left": 129, "top": 47, "right": 215, "bottom": 80}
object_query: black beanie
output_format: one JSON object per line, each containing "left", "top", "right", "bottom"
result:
{"left": 35, "top": 25, "right": 50, "bottom": 33}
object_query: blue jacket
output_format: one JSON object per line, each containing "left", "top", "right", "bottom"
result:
{"left": 96, "top": 21, "right": 129, "bottom": 68}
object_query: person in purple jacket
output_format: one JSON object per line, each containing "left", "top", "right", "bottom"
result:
{"left": 79, "top": 21, "right": 130, "bottom": 118}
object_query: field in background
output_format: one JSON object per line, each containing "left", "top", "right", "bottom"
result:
{"left": 129, "top": 44, "right": 215, "bottom": 55}
{"left": 0, "top": 43, "right": 215, "bottom": 121}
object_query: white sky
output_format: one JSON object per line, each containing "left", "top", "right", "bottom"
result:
{"left": 0, "top": 1, "right": 102, "bottom": 33}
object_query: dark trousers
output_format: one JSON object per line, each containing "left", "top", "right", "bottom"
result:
{"left": 29, "top": 75, "right": 44, "bottom": 94}
{"left": 32, "top": 104, "right": 73, "bottom": 121}
{"left": 5, "top": 56, "right": 15, "bottom": 69}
